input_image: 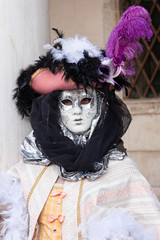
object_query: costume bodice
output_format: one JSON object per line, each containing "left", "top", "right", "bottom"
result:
{"left": 36, "top": 183, "right": 66, "bottom": 240}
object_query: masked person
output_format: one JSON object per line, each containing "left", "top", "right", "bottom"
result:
{"left": 0, "top": 6, "right": 160, "bottom": 240}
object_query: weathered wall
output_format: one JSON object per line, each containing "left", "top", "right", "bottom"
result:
{"left": 49, "top": 0, "right": 119, "bottom": 47}
{"left": 123, "top": 99, "right": 160, "bottom": 198}
{"left": 0, "top": 0, "right": 50, "bottom": 171}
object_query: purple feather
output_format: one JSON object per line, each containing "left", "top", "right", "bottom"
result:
{"left": 105, "top": 6, "right": 153, "bottom": 77}
{"left": 120, "top": 6, "right": 152, "bottom": 25}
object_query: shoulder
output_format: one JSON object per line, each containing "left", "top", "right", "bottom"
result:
{"left": 108, "top": 156, "right": 140, "bottom": 174}
{"left": 7, "top": 161, "right": 22, "bottom": 179}
{"left": 102, "top": 156, "right": 149, "bottom": 184}
{"left": 7, "top": 160, "right": 47, "bottom": 179}
{"left": 6, "top": 161, "right": 49, "bottom": 199}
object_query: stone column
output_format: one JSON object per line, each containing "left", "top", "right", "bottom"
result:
{"left": 102, "top": 0, "right": 120, "bottom": 44}
{"left": 0, "top": 0, "right": 50, "bottom": 171}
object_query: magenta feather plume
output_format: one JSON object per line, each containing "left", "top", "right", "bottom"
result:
{"left": 120, "top": 6, "right": 152, "bottom": 25}
{"left": 105, "top": 6, "right": 153, "bottom": 77}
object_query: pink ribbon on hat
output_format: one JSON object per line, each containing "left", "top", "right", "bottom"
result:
{"left": 48, "top": 215, "right": 65, "bottom": 223}
{"left": 31, "top": 68, "right": 77, "bottom": 94}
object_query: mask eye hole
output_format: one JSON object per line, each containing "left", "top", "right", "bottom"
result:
{"left": 61, "top": 99, "right": 73, "bottom": 106}
{"left": 80, "top": 97, "right": 91, "bottom": 105}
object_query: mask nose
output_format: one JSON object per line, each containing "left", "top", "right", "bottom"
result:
{"left": 72, "top": 103, "right": 82, "bottom": 115}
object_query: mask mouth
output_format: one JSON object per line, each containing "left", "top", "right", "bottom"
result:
{"left": 74, "top": 118, "right": 82, "bottom": 120}
{"left": 74, "top": 118, "right": 82, "bottom": 123}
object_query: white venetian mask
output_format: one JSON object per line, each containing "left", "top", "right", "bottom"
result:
{"left": 59, "top": 88, "right": 97, "bottom": 135}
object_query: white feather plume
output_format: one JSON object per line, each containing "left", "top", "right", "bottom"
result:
{"left": 0, "top": 173, "right": 29, "bottom": 240}
{"left": 79, "top": 208, "right": 156, "bottom": 240}
{"left": 44, "top": 35, "right": 102, "bottom": 63}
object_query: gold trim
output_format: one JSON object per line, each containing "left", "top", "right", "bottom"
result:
{"left": 77, "top": 179, "right": 84, "bottom": 240}
{"left": 30, "top": 68, "right": 49, "bottom": 86}
{"left": 27, "top": 166, "right": 48, "bottom": 209}
{"left": 68, "top": 78, "right": 76, "bottom": 86}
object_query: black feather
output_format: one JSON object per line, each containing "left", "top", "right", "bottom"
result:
{"left": 52, "top": 28, "right": 64, "bottom": 38}
{"left": 114, "top": 76, "right": 132, "bottom": 93}
{"left": 13, "top": 52, "right": 54, "bottom": 118}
